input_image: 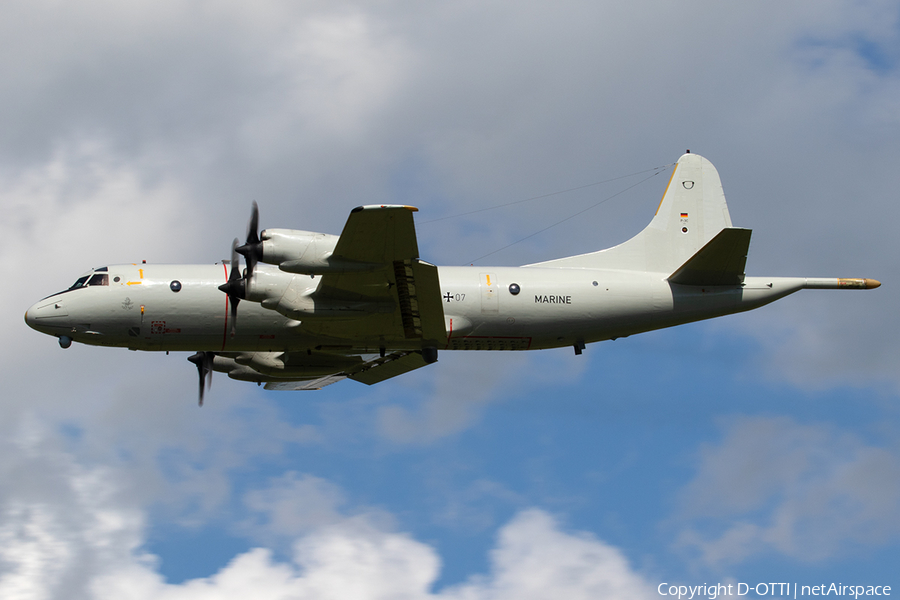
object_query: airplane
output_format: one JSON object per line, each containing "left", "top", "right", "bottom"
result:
{"left": 25, "top": 152, "right": 880, "bottom": 404}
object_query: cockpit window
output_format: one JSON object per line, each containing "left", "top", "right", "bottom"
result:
{"left": 69, "top": 275, "right": 90, "bottom": 290}
{"left": 43, "top": 269, "right": 102, "bottom": 300}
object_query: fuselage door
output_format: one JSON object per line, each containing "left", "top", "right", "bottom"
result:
{"left": 479, "top": 273, "right": 499, "bottom": 314}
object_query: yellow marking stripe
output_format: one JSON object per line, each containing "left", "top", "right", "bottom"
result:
{"left": 126, "top": 281, "right": 142, "bottom": 286}
{"left": 655, "top": 164, "right": 678, "bottom": 215}
{"left": 486, "top": 274, "right": 491, "bottom": 286}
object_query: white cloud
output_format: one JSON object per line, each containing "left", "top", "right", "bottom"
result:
{"left": 674, "top": 416, "right": 900, "bottom": 566}
{"left": 90, "top": 509, "right": 656, "bottom": 600}
{"left": 239, "top": 471, "right": 393, "bottom": 548}
{"left": 432, "top": 478, "right": 525, "bottom": 534}
{"left": 0, "top": 416, "right": 150, "bottom": 600}
{"left": 2, "top": 140, "right": 198, "bottom": 361}
{"left": 256, "top": 11, "right": 412, "bottom": 141}
{"left": 374, "top": 348, "right": 586, "bottom": 444}
{"left": 0, "top": 422, "right": 657, "bottom": 600}
{"left": 373, "top": 353, "right": 523, "bottom": 444}
{"left": 443, "top": 510, "right": 658, "bottom": 600}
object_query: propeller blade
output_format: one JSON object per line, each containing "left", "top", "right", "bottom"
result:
{"left": 222, "top": 202, "right": 263, "bottom": 338}
{"left": 218, "top": 238, "right": 244, "bottom": 337}
{"left": 230, "top": 237, "right": 240, "bottom": 281}
{"left": 228, "top": 293, "right": 240, "bottom": 338}
{"left": 246, "top": 201, "right": 260, "bottom": 246}
{"left": 188, "top": 351, "right": 214, "bottom": 406}
{"left": 236, "top": 202, "right": 262, "bottom": 281}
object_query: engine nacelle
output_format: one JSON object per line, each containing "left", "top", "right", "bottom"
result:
{"left": 259, "top": 229, "right": 339, "bottom": 267}
{"left": 242, "top": 264, "right": 302, "bottom": 304}
{"left": 211, "top": 355, "right": 267, "bottom": 382}
{"left": 261, "top": 228, "right": 382, "bottom": 274}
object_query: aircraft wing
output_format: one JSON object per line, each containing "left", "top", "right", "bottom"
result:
{"left": 263, "top": 350, "right": 432, "bottom": 390}
{"left": 298, "top": 205, "right": 446, "bottom": 348}
{"left": 331, "top": 204, "right": 421, "bottom": 264}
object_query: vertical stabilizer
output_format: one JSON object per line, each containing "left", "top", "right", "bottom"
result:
{"left": 528, "top": 153, "right": 735, "bottom": 273}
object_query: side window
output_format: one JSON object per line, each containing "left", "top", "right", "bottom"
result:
{"left": 88, "top": 273, "right": 109, "bottom": 286}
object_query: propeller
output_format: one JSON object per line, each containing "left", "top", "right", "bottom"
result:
{"left": 187, "top": 351, "right": 215, "bottom": 406}
{"left": 236, "top": 201, "right": 263, "bottom": 284}
{"left": 219, "top": 203, "right": 263, "bottom": 337}
{"left": 218, "top": 238, "right": 245, "bottom": 337}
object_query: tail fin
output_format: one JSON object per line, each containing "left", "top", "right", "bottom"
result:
{"left": 529, "top": 153, "right": 739, "bottom": 273}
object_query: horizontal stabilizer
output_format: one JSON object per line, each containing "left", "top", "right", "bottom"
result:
{"left": 668, "top": 228, "right": 752, "bottom": 286}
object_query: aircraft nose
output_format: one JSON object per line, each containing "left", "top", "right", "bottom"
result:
{"left": 24, "top": 298, "right": 70, "bottom": 334}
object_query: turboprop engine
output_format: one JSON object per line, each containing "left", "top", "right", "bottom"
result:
{"left": 256, "top": 229, "right": 339, "bottom": 271}
{"left": 220, "top": 204, "right": 392, "bottom": 329}
{"left": 264, "top": 228, "right": 381, "bottom": 275}
{"left": 253, "top": 228, "right": 379, "bottom": 275}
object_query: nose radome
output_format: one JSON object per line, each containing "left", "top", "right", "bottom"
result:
{"left": 25, "top": 299, "right": 69, "bottom": 333}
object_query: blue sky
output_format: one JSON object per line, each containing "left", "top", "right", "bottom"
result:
{"left": 2, "top": 1, "right": 899, "bottom": 598}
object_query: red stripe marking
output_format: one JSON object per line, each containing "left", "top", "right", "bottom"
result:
{"left": 446, "top": 317, "right": 453, "bottom": 348}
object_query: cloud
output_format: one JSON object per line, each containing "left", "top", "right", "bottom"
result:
{"left": 2, "top": 140, "right": 199, "bottom": 376}
{"left": 373, "top": 353, "right": 530, "bottom": 444}
{"left": 674, "top": 416, "right": 900, "bottom": 566}
{"left": 0, "top": 422, "right": 657, "bottom": 600}
{"left": 442, "top": 509, "right": 658, "bottom": 600}
{"left": 0, "top": 416, "right": 149, "bottom": 600}
{"left": 91, "top": 509, "right": 657, "bottom": 600}
{"left": 239, "top": 471, "right": 397, "bottom": 549}
{"left": 374, "top": 349, "right": 586, "bottom": 444}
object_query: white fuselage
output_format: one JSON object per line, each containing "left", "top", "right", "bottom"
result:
{"left": 25, "top": 262, "right": 805, "bottom": 353}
